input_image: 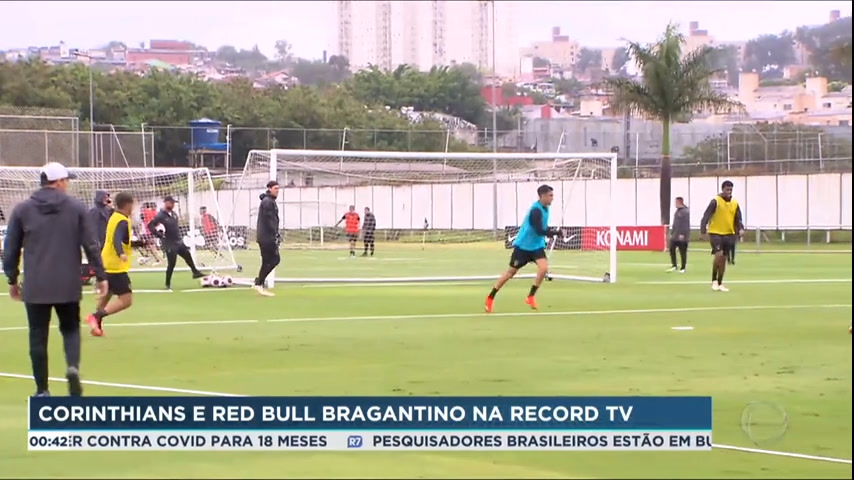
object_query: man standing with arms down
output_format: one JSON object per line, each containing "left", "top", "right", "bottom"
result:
{"left": 361, "top": 207, "right": 376, "bottom": 257}
{"left": 667, "top": 197, "right": 690, "bottom": 273}
{"left": 2, "top": 162, "right": 107, "bottom": 397}
{"left": 700, "top": 180, "right": 744, "bottom": 292}
{"left": 89, "top": 190, "right": 112, "bottom": 246}
{"left": 255, "top": 181, "right": 280, "bottom": 297}
{"left": 147, "top": 195, "right": 204, "bottom": 290}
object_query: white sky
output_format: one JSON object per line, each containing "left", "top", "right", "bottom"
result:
{"left": 1, "top": 1, "right": 851, "bottom": 59}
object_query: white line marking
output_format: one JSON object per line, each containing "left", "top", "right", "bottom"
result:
{"left": 0, "top": 304, "right": 849, "bottom": 333}
{"left": 640, "top": 278, "right": 852, "bottom": 285}
{"left": 0, "top": 372, "right": 849, "bottom": 465}
{"left": 713, "top": 443, "right": 852, "bottom": 464}
{"left": 671, "top": 326, "right": 694, "bottom": 331}
{"left": 301, "top": 281, "right": 486, "bottom": 289}
{"left": 0, "top": 373, "right": 245, "bottom": 397}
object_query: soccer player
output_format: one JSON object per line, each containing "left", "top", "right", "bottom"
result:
{"left": 254, "top": 181, "right": 281, "bottom": 297}
{"left": 362, "top": 207, "right": 376, "bottom": 257}
{"left": 485, "top": 184, "right": 559, "bottom": 313}
{"left": 199, "top": 206, "right": 220, "bottom": 250}
{"left": 335, "top": 205, "right": 360, "bottom": 258}
{"left": 137, "top": 202, "right": 162, "bottom": 265}
{"left": 86, "top": 192, "right": 143, "bottom": 337}
{"left": 700, "top": 180, "right": 744, "bottom": 292}
{"left": 2, "top": 162, "right": 107, "bottom": 397}
{"left": 88, "top": 190, "right": 112, "bottom": 247}
{"left": 147, "top": 195, "right": 204, "bottom": 290}
{"left": 667, "top": 197, "right": 690, "bottom": 273}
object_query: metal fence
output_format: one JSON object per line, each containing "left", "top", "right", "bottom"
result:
{"left": 1, "top": 116, "right": 850, "bottom": 177}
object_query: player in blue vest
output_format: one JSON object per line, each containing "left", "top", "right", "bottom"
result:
{"left": 485, "top": 184, "right": 560, "bottom": 313}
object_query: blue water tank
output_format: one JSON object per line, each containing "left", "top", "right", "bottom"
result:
{"left": 188, "top": 118, "right": 222, "bottom": 150}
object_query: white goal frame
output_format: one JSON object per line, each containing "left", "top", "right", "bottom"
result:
{"left": 0, "top": 165, "right": 239, "bottom": 274}
{"left": 248, "top": 149, "right": 618, "bottom": 287}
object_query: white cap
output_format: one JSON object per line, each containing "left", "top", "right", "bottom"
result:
{"left": 40, "top": 162, "right": 77, "bottom": 182}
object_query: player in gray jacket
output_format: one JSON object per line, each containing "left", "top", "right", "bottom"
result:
{"left": 2, "top": 162, "right": 107, "bottom": 397}
{"left": 667, "top": 197, "right": 690, "bottom": 273}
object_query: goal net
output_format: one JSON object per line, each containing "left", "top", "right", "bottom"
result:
{"left": 0, "top": 166, "right": 239, "bottom": 273}
{"left": 231, "top": 149, "right": 618, "bottom": 285}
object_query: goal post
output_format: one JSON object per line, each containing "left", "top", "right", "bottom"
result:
{"left": 235, "top": 149, "right": 618, "bottom": 286}
{"left": 0, "top": 166, "right": 239, "bottom": 274}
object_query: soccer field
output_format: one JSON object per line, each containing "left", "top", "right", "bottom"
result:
{"left": 0, "top": 243, "right": 851, "bottom": 479}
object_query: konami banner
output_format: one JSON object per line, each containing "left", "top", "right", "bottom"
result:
{"left": 504, "top": 225, "right": 667, "bottom": 252}
{"left": 580, "top": 226, "right": 668, "bottom": 251}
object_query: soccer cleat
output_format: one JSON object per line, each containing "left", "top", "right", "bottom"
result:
{"left": 361, "top": 252, "right": 368, "bottom": 257}
{"left": 86, "top": 314, "right": 104, "bottom": 337}
{"left": 254, "top": 285, "right": 275, "bottom": 297}
{"left": 192, "top": 271, "right": 205, "bottom": 279}
{"left": 711, "top": 282, "right": 719, "bottom": 291}
{"left": 66, "top": 367, "right": 83, "bottom": 397}
{"left": 679, "top": 269, "right": 686, "bottom": 274}
{"left": 718, "top": 285, "right": 729, "bottom": 292}
{"left": 666, "top": 266, "right": 677, "bottom": 273}
{"left": 32, "top": 391, "right": 50, "bottom": 398}
{"left": 484, "top": 296, "right": 494, "bottom": 313}
{"left": 525, "top": 296, "right": 538, "bottom": 310}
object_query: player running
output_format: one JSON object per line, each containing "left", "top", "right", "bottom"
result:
{"left": 485, "top": 185, "right": 560, "bottom": 313}
{"left": 362, "top": 207, "right": 376, "bottom": 257}
{"left": 700, "top": 180, "right": 744, "bottom": 292}
{"left": 335, "top": 205, "right": 360, "bottom": 258}
{"left": 86, "top": 192, "right": 143, "bottom": 337}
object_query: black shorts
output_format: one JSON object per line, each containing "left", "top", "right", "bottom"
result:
{"left": 509, "top": 247, "right": 547, "bottom": 269}
{"left": 709, "top": 234, "right": 736, "bottom": 255}
{"left": 107, "top": 272, "right": 132, "bottom": 295}
{"left": 347, "top": 232, "right": 359, "bottom": 242}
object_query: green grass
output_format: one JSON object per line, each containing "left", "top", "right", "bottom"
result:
{"left": 0, "top": 243, "right": 851, "bottom": 479}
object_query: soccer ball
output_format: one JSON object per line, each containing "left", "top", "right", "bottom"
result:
{"left": 210, "top": 275, "right": 223, "bottom": 287}
{"left": 222, "top": 275, "right": 234, "bottom": 287}
{"left": 154, "top": 224, "right": 166, "bottom": 234}
{"left": 138, "top": 256, "right": 150, "bottom": 265}
{"left": 200, "top": 275, "right": 213, "bottom": 287}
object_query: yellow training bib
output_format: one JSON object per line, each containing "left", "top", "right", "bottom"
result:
{"left": 102, "top": 211, "right": 132, "bottom": 273}
{"left": 707, "top": 196, "right": 739, "bottom": 235}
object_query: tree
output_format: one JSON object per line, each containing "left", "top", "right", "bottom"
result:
{"left": 532, "top": 57, "right": 550, "bottom": 68}
{"left": 291, "top": 58, "right": 350, "bottom": 87}
{"left": 274, "top": 40, "right": 293, "bottom": 64}
{"left": 610, "top": 47, "right": 630, "bottom": 74}
{"left": 795, "top": 16, "right": 852, "bottom": 82}
{"left": 575, "top": 48, "right": 602, "bottom": 73}
{"left": 214, "top": 45, "right": 270, "bottom": 72}
{"left": 553, "top": 78, "right": 584, "bottom": 98}
{"left": 603, "top": 24, "right": 742, "bottom": 224}
{"left": 743, "top": 32, "right": 796, "bottom": 78}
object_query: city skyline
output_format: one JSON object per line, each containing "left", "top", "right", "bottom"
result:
{"left": 1, "top": 1, "right": 851, "bottom": 60}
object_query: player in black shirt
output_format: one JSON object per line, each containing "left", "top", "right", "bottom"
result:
{"left": 146, "top": 196, "right": 204, "bottom": 290}
{"left": 361, "top": 207, "right": 377, "bottom": 257}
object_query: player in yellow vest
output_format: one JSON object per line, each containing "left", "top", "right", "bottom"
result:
{"left": 86, "top": 192, "right": 141, "bottom": 336}
{"left": 699, "top": 180, "right": 744, "bottom": 292}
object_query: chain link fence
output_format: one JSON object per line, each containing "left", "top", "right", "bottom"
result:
{"left": 0, "top": 116, "right": 850, "bottom": 176}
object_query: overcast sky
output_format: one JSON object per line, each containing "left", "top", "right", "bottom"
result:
{"left": 1, "top": 1, "right": 851, "bottom": 59}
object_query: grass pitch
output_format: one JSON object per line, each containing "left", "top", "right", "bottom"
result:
{"left": 0, "top": 242, "right": 851, "bottom": 479}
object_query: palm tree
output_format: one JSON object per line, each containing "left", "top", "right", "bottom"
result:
{"left": 604, "top": 23, "right": 743, "bottom": 224}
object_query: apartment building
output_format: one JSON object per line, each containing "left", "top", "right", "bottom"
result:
{"left": 336, "top": 0, "right": 519, "bottom": 78}
{"left": 520, "top": 27, "right": 581, "bottom": 70}
{"left": 683, "top": 21, "right": 715, "bottom": 56}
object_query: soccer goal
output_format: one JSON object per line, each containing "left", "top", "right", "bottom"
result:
{"left": 0, "top": 166, "right": 239, "bottom": 273}
{"left": 233, "top": 149, "right": 618, "bottom": 286}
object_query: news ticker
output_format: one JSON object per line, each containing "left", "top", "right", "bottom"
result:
{"left": 29, "top": 430, "right": 713, "bottom": 451}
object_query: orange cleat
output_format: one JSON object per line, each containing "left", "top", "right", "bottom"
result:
{"left": 484, "top": 296, "right": 494, "bottom": 313}
{"left": 525, "top": 296, "right": 538, "bottom": 310}
{"left": 86, "top": 314, "right": 103, "bottom": 337}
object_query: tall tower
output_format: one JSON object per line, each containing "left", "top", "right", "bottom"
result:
{"left": 431, "top": 0, "right": 446, "bottom": 66}
{"left": 476, "top": 1, "right": 490, "bottom": 71}
{"left": 336, "top": 1, "right": 353, "bottom": 61}
{"left": 377, "top": 1, "right": 393, "bottom": 70}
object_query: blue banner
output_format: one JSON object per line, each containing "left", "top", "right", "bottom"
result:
{"left": 29, "top": 397, "right": 711, "bottom": 431}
